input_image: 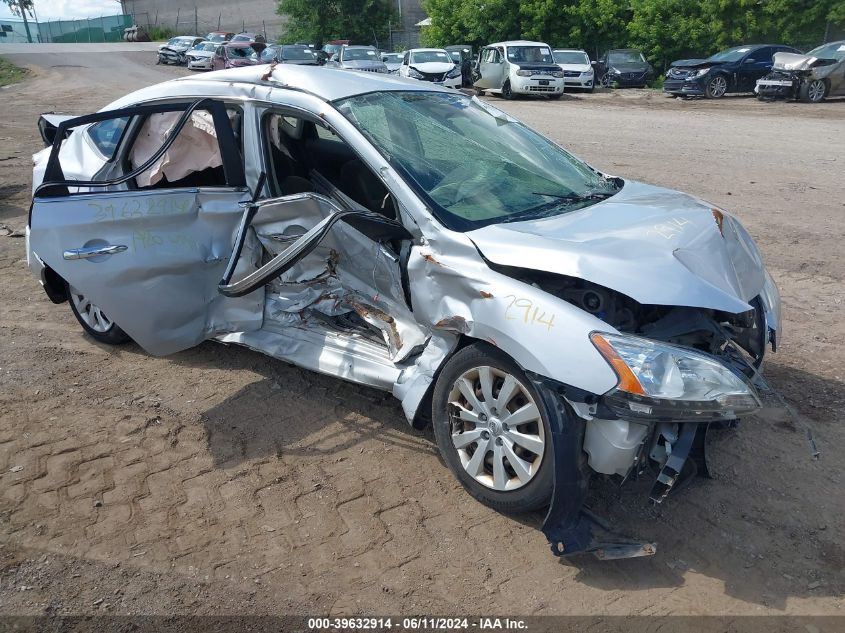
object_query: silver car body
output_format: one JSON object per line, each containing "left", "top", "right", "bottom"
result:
{"left": 756, "top": 42, "right": 845, "bottom": 99}
{"left": 27, "top": 65, "right": 780, "bottom": 525}
{"left": 186, "top": 41, "right": 217, "bottom": 70}
{"left": 325, "top": 46, "right": 388, "bottom": 73}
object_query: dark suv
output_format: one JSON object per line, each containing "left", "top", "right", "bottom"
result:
{"left": 664, "top": 44, "right": 800, "bottom": 98}
{"left": 595, "top": 49, "right": 653, "bottom": 88}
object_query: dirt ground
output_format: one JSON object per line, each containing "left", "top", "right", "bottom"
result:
{"left": 0, "top": 48, "right": 843, "bottom": 618}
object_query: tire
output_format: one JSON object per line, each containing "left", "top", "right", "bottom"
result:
{"left": 599, "top": 73, "right": 612, "bottom": 88}
{"left": 475, "top": 88, "right": 485, "bottom": 96}
{"left": 799, "top": 78, "right": 827, "bottom": 103}
{"left": 704, "top": 75, "right": 728, "bottom": 99}
{"left": 588, "top": 83, "right": 595, "bottom": 93}
{"left": 432, "top": 343, "right": 554, "bottom": 514}
{"left": 501, "top": 80, "right": 515, "bottom": 100}
{"left": 549, "top": 94, "right": 562, "bottom": 100}
{"left": 66, "top": 283, "right": 130, "bottom": 345}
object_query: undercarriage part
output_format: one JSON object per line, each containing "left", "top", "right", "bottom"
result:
{"left": 649, "top": 422, "right": 705, "bottom": 503}
{"left": 532, "top": 377, "right": 656, "bottom": 559}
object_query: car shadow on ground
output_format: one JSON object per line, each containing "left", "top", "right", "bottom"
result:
{"left": 121, "top": 339, "right": 843, "bottom": 609}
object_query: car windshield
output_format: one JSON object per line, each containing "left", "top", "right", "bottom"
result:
{"left": 206, "top": 33, "right": 227, "bottom": 42}
{"left": 383, "top": 54, "right": 402, "bottom": 63}
{"left": 282, "top": 47, "right": 315, "bottom": 60}
{"left": 553, "top": 50, "right": 589, "bottom": 65}
{"left": 323, "top": 44, "right": 342, "bottom": 55}
{"left": 343, "top": 48, "right": 377, "bottom": 61}
{"left": 806, "top": 42, "right": 845, "bottom": 61}
{"left": 449, "top": 51, "right": 461, "bottom": 62}
{"left": 707, "top": 46, "right": 754, "bottom": 63}
{"left": 231, "top": 34, "right": 253, "bottom": 42}
{"left": 228, "top": 46, "right": 257, "bottom": 59}
{"left": 195, "top": 42, "right": 216, "bottom": 52}
{"left": 411, "top": 50, "right": 451, "bottom": 64}
{"left": 506, "top": 46, "right": 554, "bottom": 64}
{"left": 169, "top": 37, "right": 195, "bottom": 48}
{"left": 337, "top": 91, "right": 620, "bottom": 231}
{"left": 608, "top": 50, "right": 646, "bottom": 64}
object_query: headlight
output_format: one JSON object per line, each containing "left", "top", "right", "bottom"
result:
{"left": 591, "top": 332, "right": 760, "bottom": 420}
{"left": 408, "top": 68, "right": 423, "bottom": 79}
{"left": 691, "top": 68, "right": 710, "bottom": 79}
{"left": 446, "top": 65, "right": 462, "bottom": 78}
{"left": 551, "top": 71, "right": 564, "bottom": 78}
{"left": 612, "top": 68, "right": 622, "bottom": 75}
{"left": 516, "top": 69, "right": 533, "bottom": 77}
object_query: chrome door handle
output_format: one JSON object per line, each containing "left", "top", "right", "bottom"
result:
{"left": 63, "top": 244, "right": 128, "bottom": 260}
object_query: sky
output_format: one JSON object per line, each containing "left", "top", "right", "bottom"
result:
{"left": 0, "top": 1, "right": 124, "bottom": 21}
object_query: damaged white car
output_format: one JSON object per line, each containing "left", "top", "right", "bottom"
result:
{"left": 28, "top": 65, "right": 781, "bottom": 559}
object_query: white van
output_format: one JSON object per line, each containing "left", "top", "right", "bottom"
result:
{"left": 474, "top": 40, "right": 565, "bottom": 99}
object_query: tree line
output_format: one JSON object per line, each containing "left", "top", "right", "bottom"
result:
{"left": 277, "top": 0, "right": 845, "bottom": 69}
{"left": 420, "top": 0, "right": 845, "bottom": 68}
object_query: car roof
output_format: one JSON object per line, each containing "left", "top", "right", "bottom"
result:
{"left": 607, "top": 48, "right": 643, "bottom": 53}
{"left": 225, "top": 41, "right": 254, "bottom": 48}
{"left": 488, "top": 40, "right": 549, "bottom": 48}
{"left": 553, "top": 48, "right": 587, "bottom": 52}
{"left": 108, "top": 64, "right": 453, "bottom": 107}
{"left": 344, "top": 45, "right": 375, "bottom": 49}
{"left": 409, "top": 48, "right": 448, "bottom": 53}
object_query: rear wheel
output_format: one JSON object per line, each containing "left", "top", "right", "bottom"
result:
{"left": 800, "top": 78, "right": 827, "bottom": 103}
{"left": 475, "top": 88, "right": 485, "bottom": 96}
{"left": 67, "top": 284, "right": 130, "bottom": 345}
{"left": 704, "top": 75, "right": 728, "bottom": 98}
{"left": 432, "top": 344, "right": 554, "bottom": 513}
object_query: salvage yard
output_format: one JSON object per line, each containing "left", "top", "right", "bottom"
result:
{"left": 0, "top": 46, "right": 843, "bottom": 617}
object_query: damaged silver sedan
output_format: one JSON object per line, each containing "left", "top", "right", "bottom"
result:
{"left": 756, "top": 40, "right": 845, "bottom": 102}
{"left": 27, "top": 65, "right": 781, "bottom": 558}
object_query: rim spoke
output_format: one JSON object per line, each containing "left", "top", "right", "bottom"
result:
{"left": 501, "top": 402, "right": 539, "bottom": 427}
{"left": 492, "top": 443, "right": 508, "bottom": 489}
{"left": 502, "top": 440, "right": 532, "bottom": 484}
{"left": 451, "top": 403, "right": 480, "bottom": 425}
{"left": 456, "top": 377, "right": 485, "bottom": 414}
{"left": 452, "top": 427, "right": 483, "bottom": 450}
{"left": 495, "top": 374, "right": 519, "bottom": 411}
{"left": 505, "top": 429, "right": 544, "bottom": 456}
{"left": 464, "top": 439, "right": 490, "bottom": 477}
{"left": 477, "top": 366, "right": 495, "bottom": 406}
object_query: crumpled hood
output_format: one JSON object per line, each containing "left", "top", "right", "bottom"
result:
{"left": 772, "top": 51, "right": 820, "bottom": 71}
{"left": 343, "top": 60, "right": 387, "bottom": 71}
{"left": 670, "top": 58, "right": 718, "bottom": 69}
{"left": 410, "top": 61, "right": 455, "bottom": 74}
{"left": 467, "top": 180, "right": 766, "bottom": 314}
{"left": 609, "top": 62, "right": 650, "bottom": 73}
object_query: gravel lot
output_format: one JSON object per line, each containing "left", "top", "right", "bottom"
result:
{"left": 0, "top": 47, "right": 843, "bottom": 617}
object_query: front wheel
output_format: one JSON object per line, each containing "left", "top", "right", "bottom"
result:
{"left": 67, "top": 284, "right": 130, "bottom": 345}
{"left": 600, "top": 73, "right": 612, "bottom": 88}
{"left": 705, "top": 75, "right": 728, "bottom": 98}
{"left": 501, "top": 80, "right": 515, "bottom": 100}
{"left": 432, "top": 344, "right": 554, "bottom": 513}
{"left": 799, "top": 78, "right": 827, "bottom": 103}
{"left": 475, "top": 88, "right": 485, "bottom": 96}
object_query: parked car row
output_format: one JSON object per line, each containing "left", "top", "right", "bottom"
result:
{"left": 158, "top": 32, "right": 844, "bottom": 103}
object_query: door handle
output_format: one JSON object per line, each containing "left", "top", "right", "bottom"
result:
{"left": 63, "top": 244, "right": 128, "bottom": 260}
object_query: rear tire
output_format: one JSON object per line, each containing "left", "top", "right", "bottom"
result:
{"left": 66, "top": 283, "right": 130, "bottom": 345}
{"left": 475, "top": 88, "right": 485, "bottom": 96}
{"left": 432, "top": 343, "right": 555, "bottom": 513}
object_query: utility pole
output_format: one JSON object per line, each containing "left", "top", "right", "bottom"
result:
{"left": 20, "top": 3, "right": 34, "bottom": 43}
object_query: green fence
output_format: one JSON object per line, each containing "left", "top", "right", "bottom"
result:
{"left": 37, "top": 14, "right": 132, "bottom": 44}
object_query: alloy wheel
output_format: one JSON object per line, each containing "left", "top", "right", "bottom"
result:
{"left": 807, "top": 79, "right": 826, "bottom": 102}
{"left": 69, "top": 286, "right": 114, "bottom": 333}
{"left": 447, "top": 366, "right": 545, "bottom": 491}
{"left": 707, "top": 75, "right": 727, "bottom": 98}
